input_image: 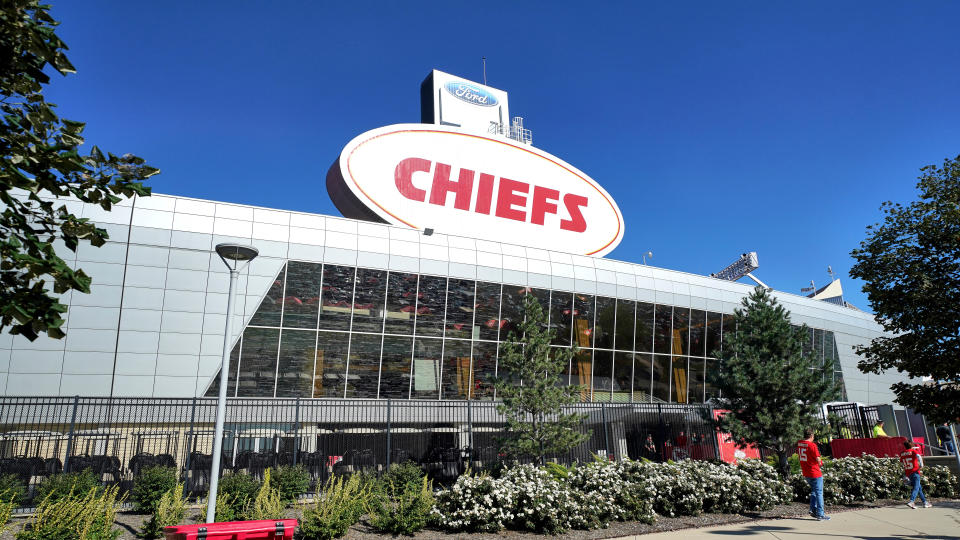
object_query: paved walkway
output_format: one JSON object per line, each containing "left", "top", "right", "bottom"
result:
{"left": 615, "top": 501, "right": 960, "bottom": 539}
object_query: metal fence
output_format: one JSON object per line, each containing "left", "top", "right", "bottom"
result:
{"left": 0, "top": 397, "right": 720, "bottom": 501}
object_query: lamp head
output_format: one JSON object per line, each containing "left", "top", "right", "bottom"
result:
{"left": 215, "top": 243, "right": 259, "bottom": 262}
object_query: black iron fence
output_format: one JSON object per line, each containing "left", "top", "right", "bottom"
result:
{"left": 0, "top": 397, "right": 720, "bottom": 501}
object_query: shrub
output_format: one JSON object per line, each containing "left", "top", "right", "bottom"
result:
{"left": 34, "top": 470, "right": 101, "bottom": 506}
{"left": 737, "top": 459, "right": 793, "bottom": 508}
{"left": 430, "top": 472, "right": 515, "bottom": 533}
{"left": 380, "top": 462, "right": 425, "bottom": 492}
{"left": 369, "top": 476, "right": 434, "bottom": 535}
{"left": 271, "top": 465, "right": 311, "bottom": 504}
{"left": 922, "top": 465, "right": 958, "bottom": 498}
{"left": 0, "top": 489, "right": 18, "bottom": 533}
{"left": 0, "top": 474, "right": 27, "bottom": 507}
{"left": 132, "top": 466, "right": 178, "bottom": 513}
{"left": 18, "top": 484, "right": 123, "bottom": 540}
{"left": 497, "top": 465, "right": 577, "bottom": 534}
{"left": 216, "top": 472, "right": 260, "bottom": 519}
{"left": 299, "top": 474, "right": 371, "bottom": 540}
{"left": 245, "top": 469, "right": 286, "bottom": 521}
{"left": 791, "top": 455, "right": 910, "bottom": 505}
{"left": 213, "top": 491, "right": 236, "bottom": 523}
{"left": 141, "top": 483, "right": 186, "bottom": 539}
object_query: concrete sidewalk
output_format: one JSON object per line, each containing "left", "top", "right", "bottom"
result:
{"left": 614, "top": 501, "right": 960, "bottom": 539}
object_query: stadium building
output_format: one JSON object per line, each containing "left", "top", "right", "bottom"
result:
{"left": 1, "top": 70, "right": 898, "bottom": 406}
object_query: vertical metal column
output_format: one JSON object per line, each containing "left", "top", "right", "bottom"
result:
{"left": 385, "top": 398, "right": 392, "bottom": 468}
{"left": 184, "top": 397, "right": 197, "bottom": 483}
{"left": 292, "top": 397, "right": 301, "bottom": 466}
{"left": 601, "top": 402, "right": 610, "bottom": 460}
{"left": 63, "top": 395, "right": 80, "bottom": 472}
{"left": 466, "top": 398, "right": 474, "bottom": 463}
{"left": 707, "top": 406, "right": 720, "bottom": 460}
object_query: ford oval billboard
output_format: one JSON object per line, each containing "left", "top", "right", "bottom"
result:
{"left": 443, "top": 81, "right": 499, "bottom": 107}
{"left": 327, "top": 124, "right": 624, "bottom": 257}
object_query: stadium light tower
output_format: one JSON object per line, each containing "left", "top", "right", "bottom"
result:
{"left": 206, "top": 244, "right": 258, "bottom": 523}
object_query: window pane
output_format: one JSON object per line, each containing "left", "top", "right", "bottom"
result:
{"left": 571, "top": 350, "right": 592, "bottom": 401}
{"left": 530, "top": 288, "right": 550, "bottom": 333}
{"left": 594, "top": 297, "right": 616, "bottom": 350}
{"left": 471, "top": 340, "right": 497, "bottom": 400}
{"left": 352, "top": 269, "right": 386, "bottom": 333}
{"left": 445, "top": 279, "right": 475, "bottom": 339}
{"left": 615, "top": 300, "right": 635, "bottom": 351}
{"left": 688, "top": 357, "right": 704, "bottom": 403}
{"left": 720, "top": 313, "right": 736, "bottom": 351}
{"left": 384, "top": 272, "right": 417, "bottom": 335}
{"left": 653, "top": 305, "right": 672, "bottom": 354}
{"left": 592, "top": 350, "right": 612, "bottom": 402}
{"left": 346, "top": 333, "right": 381, "bottom": 398}
{"left": 275, "top": 329, "right": 317, "bottom": 397}
{"left": 235, "top": 327, "right": 279, "bottom": 397}
{"left": 499, "top": 285, "right": 527, "bottom": 340}
{"left": 633, "top": 353, "right": 652, "bottom": 403}
{"left": 318, "top": 265, "right": 354, "bottom": 331}
{"left": 573, "top": 294, "right": 595, "bottom": 348}
{"left": 813, "top": 328, "right": 825, "bottom": 367}
{"left": 249, "top": 265, "right": 286, "bottom": 327}
{"left": 415, "top": 276, "right": 446, "bottom": 337}
{"left": 652, "top": 354, "right": 670, "bottom": 402}
{"left": 688, "top": 309, "right": 706, "bottom": 357}
{"left": 441, "top": 339, "right": 472, "bottom": 400}
{"left": 411, "top": 337, "right": 442, "bottom": 399}
{"left": 475, "top": 282, "right": 502, "bottom": 341}
{"left": 281, "top": 262, "right": 322, "bottom": 329}
{"left": 705, "top": 358, "right": 719, "bottom": 401}
{"left": 314, "top": 331, "right": 348, "bottom": 397}
{"left": 380, "top": 336, "right": 412, "bottom": 399}
{"left": 673, "top": 307, "right": 689, "bottom": 356}
{"left": 549, "top": 291, "right": 573, "bottom": 346}
{"left": 205, "top": 342, "right": 240, "bottom": 397}
{"left": 671, "top": 356, "right": 688, "bottom": 403}
{"left": 613, "top": 352, "right": 632, "bottom": 403}
{"left": 635, "top": 302, "right": 654, "bottom": 352}
{"left": 706, "top": 312, "right": 722, "bottom": 357}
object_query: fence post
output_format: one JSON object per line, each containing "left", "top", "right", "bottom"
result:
{"left": 292, "top": 397, "right": 301, "bottom": 466}
{"left": 63, "top": 395, "right": 80, "bottom": 472}
{"left": 601, "top": 403, "right": 610, "bottom": 460}
{"left": 385, "top": 399, "right": 392, "bottom": 468}
{"left": 466, "top": 398, "right": 474, "bottom": 464}
{"left": 184, "top": 398, "right": 197, "bottom": 483}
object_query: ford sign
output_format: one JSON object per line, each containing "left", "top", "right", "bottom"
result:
{"left": 327, "top": 124, "right": 624, "bottom": 257}
{"left": 444, "top": 81, "right": 499, "bottom": 107}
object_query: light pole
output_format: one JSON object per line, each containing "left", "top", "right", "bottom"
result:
{"left": 206, "top": 243, "right": 258, "bottom": 523}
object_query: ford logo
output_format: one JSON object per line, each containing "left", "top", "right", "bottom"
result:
{"left": 444, "top": 81, "right": 499, "bottom": 107}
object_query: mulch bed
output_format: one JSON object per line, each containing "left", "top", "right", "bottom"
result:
{"left": 1, "top": 498, "right": 946, "bottom": 539}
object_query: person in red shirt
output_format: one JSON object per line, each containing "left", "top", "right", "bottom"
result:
{"left": 797, "top": 428, "right": 830, "bottom": 520}
{"left": 900, "top": 440, "right": 932, "bottom": 509}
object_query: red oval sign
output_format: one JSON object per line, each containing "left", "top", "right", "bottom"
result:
{"left": 327, "top": 124, "right": 624, "bottom": 257}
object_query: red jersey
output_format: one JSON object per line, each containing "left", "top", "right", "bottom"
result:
{"left": 899, "top": 447, "right": 922, "bottom": 476}
{"left": 797, "top": 440, "right": 822, "bottom": 478}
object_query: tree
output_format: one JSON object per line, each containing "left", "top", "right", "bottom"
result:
{"left": 1, "top": 1, "right": 158, "bottom": 340}
{"left": 711, "top": 287, "right": 839, "bottom": 477}
{"left": 494, "top": 293, "right": 589, "bottom": 465}
{"left": 850, "top": 155, "right": 960, "bottom": 423}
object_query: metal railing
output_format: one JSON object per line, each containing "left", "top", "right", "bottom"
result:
{"left": 0, "top": 396, "right": 720, "bottom": 501}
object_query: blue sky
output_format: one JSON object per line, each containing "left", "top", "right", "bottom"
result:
{"left": 45, "top": 1, "right": 960, "bottom": 311}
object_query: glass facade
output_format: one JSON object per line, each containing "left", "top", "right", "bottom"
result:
{"left": 207, "top": 262, "right": 842, "bottom": 401}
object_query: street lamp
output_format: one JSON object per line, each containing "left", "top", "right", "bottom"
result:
{"left": 206, "top": 243, "right": 258, "bottom": 523}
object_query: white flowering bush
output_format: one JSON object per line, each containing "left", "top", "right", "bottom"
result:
{"left": 566, "top": 460, "right": 656, "bottom": 526}
{"left": 429, "top": 472, "right": 515, "bottom": 532}
{"left": 737, "top": 459, "right": 794, "bottom": 508}
{"left": 922, "top": 465, "right": 958, "bottom": 498}
{"left": 786, "top": 455, "right": 953, "bottom": 505}
{"left": 500, "top": 465, "right": 578, "bottom": 534}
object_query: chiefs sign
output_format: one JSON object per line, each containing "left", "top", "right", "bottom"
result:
{"left": 327, "top": 124, "right": 624, "bottom": 257}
